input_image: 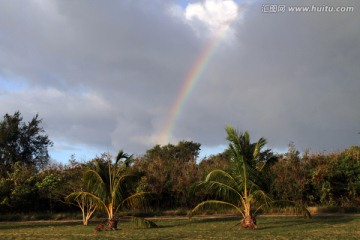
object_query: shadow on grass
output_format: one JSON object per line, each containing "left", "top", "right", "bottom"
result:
{"left": 256, "top": 216, "right": 357, "bottom": 231}
{"left": 0, "top": 221, "right": 81, "bottom": 230}
{"left": 155, "top": 216, "right": 239, "bottom": 229}
{"left": 313, "top": 215, "right": 357, "bottom": 223}
{"left": 155, "top": 215, "right": 358, "bottom": 231}
{"left": 192, "top": 216, "right": 239, "bottom": 223}
{"left": 0, "top": 215, "right": 357, "bottom": 233}
{"left": 155, "top": 221, "right": 192, "bottom": 229}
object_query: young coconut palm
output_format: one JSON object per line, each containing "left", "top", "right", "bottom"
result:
{"left": 67, "top": 150, "right": 149, "bottom": 230}
{"left": 190, "top": 126, "right": 270, "bottom": 229}
{"left": 66, "top": 190, "right": 98, "bottom": 226}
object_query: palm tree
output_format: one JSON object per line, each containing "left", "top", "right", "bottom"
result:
{"left": 67, "top": 150, "right": 149, "bottom": 230}
{"left": 189, "top": 126, "right": 270, "bottom": 229}
{"left": 66, "top": 192, "right": 98, "bottom": 226}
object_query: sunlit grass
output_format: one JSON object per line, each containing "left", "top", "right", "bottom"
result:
{"left": 0, "top": 215, "right": 359, "bottom": 240}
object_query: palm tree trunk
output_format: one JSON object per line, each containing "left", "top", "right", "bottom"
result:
{"left": 108, "top": 218, "right": 118, "bottom": 230}
{"left": 241, "top": 215, "right": 257, "bottom": 229}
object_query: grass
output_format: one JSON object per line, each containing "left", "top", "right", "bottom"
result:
{"left": 0, "top": 215, "right": 359, "bottom": 240}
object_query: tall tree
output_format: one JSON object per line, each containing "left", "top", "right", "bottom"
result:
{"left": 0, "top": 111, "right": 53, "bottom": 176}
{"left": 133, "top": 141, "right": 201, "bottom": 209}
{"left": 145, "top": 141, "right": 201, "bottom": 163}
{"left": 270, "top": 143, "right": 308, "bottom": 203}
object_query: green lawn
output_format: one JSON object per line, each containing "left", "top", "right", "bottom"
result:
{"left": 0, "top": 215, "right": 359, "bottom": 240}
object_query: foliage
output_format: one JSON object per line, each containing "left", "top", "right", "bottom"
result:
{"left": 270, "top": 145, "right": 360, "bottom": 207}
{"left": 0, "top": 111, "right": 53, "bottom": 176}
{"left": 190, "top": 126, "right": 271, "bottom": 229}
{"left": 0, "top": 111, "right": 358, "bottom": 216}
{"left": 36, "top": 172, "right": 62, "bottom": 212}
{"left": 0, "top": 162, "right": 39, "bottom": 212}
{"left": 270, "top": 143, "right": 308, "bottom": 202}
{"left": 198, "top": 150, "right": 231, "bottom": 179}
{"left": 66, "top": 192, "right": 97, "bottom": 226}
{"left": 67, "top": 151, "right": 150, "bottom": 229}
{"left": 132, "top": 141, "right": 201, "bottom": 209}
{"left": 63, "top": 156, "right": 96, "bottom": 225}
{"left": 145, "top": 141, "right": 201, "bottom": 163}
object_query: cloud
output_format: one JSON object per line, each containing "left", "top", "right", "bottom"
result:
{"left": 184, "top": 0, "right": 239, "bottom": 36}
{"left": 172, "top": 0, "right": 360, "bottom": 151}
{"left": 0, "top": 0, "right": 359, "bottom": 162}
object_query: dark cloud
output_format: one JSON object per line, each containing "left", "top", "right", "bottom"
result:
{"left": 177, "top": 0, "right": 360, "bottom": 152}
{"left": 0, "top": 0, "right": 359, "bottom": 161}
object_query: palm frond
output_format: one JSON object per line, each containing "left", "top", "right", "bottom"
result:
{"left": 84, "top": 168, "right": 108, "bottom": 199}
{"left": 205, "top": 169, "right": 239, "bottom": 189}
{"left": 253, "top": 138, "right": 267, "bottom": 159}
{"left": 66, "top": 191, "right": 106, "bottom": 211}
{"left": 131, "top": 216, "right": 158, "bottom": 228}
{"left": 230, "top": 155, "right": 263, "bottom": 192}
{"left": 115, "top": 150, "right": 133, "bottom": 167}
{"left": 250, "top": 189, "right": 273, "bottom": 215}
{"left": 121, "top": 192, "right": 152, "bottom": 211}
{"left": 251, "top": 190, "right": 272, "bottom": 204}
{"left": 113, "top": 174, "right": 140, "bottom": 205}
{"left": 199, "top": 180, "right": 242, "bottom": 203}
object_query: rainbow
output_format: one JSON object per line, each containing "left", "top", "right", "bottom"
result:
{"left": 156, "top": 1, "right": 255, "bottom": 145}
{"left": 159, "top": 28, "right": 230, "bottom": 145}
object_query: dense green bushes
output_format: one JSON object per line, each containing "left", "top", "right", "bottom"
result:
{"left": 270, "top": 145, "right": 360, "bottom": 207}
{"left": 0, "top": 112, "right": 359, "bottom": 216}
{"left": 1, "top": 143, "right": 359, "bottom": 215}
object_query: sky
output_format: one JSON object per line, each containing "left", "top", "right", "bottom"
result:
{"left": 0, "top": 0, "right": 359, "bottom": 163}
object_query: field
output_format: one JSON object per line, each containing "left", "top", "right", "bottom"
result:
{"left": 0, "top": 215, "right": 359, "bottom": 240}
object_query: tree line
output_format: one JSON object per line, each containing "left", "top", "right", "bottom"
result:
{"left": 1, "top": 112, "right": 359, "bottom": 217}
